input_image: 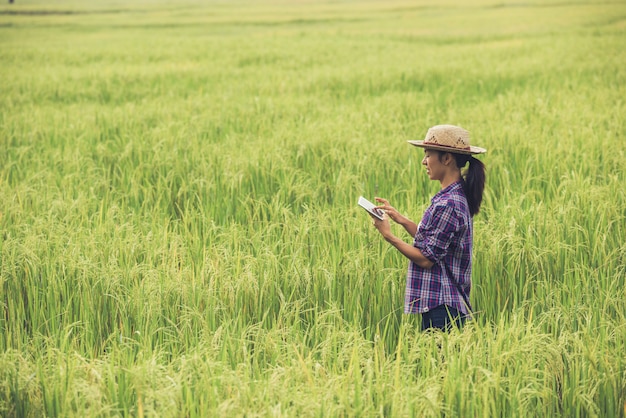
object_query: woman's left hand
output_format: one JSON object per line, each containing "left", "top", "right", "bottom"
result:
{"left": 371, "top": 212, "right": 392, "bottom": 239}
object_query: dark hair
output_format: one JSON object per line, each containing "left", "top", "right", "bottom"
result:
{"left": 439, "top": 152, "right": 486, "bottom": 216}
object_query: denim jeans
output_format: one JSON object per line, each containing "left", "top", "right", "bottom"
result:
{"left": 421, "top": 305, "right": 467, "bottom": 331}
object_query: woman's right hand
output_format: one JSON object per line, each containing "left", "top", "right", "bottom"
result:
{"left": 374, "top": 197, "right": 403, "bottom": 224}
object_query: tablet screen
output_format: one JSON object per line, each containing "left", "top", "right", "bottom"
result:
{"left": 358, "top": 196, "right": 384, "bottom": 220}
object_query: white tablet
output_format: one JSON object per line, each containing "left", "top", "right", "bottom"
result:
{"left": 358, "top": 196, "right": 384, "bottom": 220}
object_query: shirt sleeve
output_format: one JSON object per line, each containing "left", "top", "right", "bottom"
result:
{"left": 414, "top": 201, "right": 461, "bottom": 263}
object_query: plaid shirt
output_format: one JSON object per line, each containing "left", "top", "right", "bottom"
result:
{"left": 404, "top": 181, "right": 473, "bottom": 315}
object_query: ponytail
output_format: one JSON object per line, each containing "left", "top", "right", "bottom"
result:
{"left": 445, "top": 153, "right": 486, "bottom": 216}
{"left": 460, "top": 155, "right": 485, "bottom": 216}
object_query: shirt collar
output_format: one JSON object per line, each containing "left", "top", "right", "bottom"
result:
{"left": 433, "top": 180, "right": 463, "bottom": 200}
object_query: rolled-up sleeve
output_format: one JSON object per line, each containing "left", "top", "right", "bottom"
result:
{"left": 414, "top": 202, "right": 460, "bottom": 263}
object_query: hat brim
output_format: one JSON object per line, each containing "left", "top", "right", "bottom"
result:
{"left": 407, "top": 140, "right": 486, "bottom": 155}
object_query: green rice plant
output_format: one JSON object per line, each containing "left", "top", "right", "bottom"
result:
{"left": 0, "top": 0, "right": 625, "bottom": 416}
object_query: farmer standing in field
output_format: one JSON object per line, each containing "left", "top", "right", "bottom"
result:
{"left": 370, "top": 125, "right": 486, "bottom": 331}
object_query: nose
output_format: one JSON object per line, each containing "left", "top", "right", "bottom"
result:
{"left": 421, "top": 155, "right": 427, "bottom": 165}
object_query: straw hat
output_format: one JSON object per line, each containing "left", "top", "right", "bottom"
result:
{"left": 408, "top": 125, "right": 486, "bottom": 155}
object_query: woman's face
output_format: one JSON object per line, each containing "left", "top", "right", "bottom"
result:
{"left": 421, "top": 150, "right": 445, "bottom": 181}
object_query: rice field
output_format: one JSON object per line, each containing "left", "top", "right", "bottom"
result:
{"left": 1, "top": 0, "right": 625, "bottom": 416}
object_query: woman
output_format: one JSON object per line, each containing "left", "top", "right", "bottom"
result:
{"left": 371, "top": 125, "right": 486, "bottom": 331}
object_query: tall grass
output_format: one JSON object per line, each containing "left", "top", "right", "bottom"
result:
{"left": 1, "top": 0, "right": 625, "bottom": 416}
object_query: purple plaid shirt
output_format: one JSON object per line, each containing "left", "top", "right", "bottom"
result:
{"left": 404, "top": 181, "right": 473, "bottom": 315}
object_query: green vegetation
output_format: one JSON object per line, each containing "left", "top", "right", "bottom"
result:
{"left": 1, "top": 0, "right": 625, "bottom": 416}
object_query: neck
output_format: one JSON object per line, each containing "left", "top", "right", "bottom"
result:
{"left": 440, "top": 171, "right": 462, "bottom": 189}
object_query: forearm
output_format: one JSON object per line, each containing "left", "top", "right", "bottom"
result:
{"left": 383, "top": 233, "right": 433, "bottom": 269}
{"left": 395, "top": 215, "right": 418, "bottom": 237}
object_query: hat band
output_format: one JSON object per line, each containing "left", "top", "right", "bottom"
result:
{"left": 424, "top": 140, "right": 471, "bottom": 151}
